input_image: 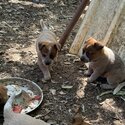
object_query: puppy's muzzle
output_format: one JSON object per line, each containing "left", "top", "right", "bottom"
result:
{"left": 80, "top": 54, "right": 89, "bottom": 63}
{"left": 44, "top": 60, "right": 52, "bottom": 65}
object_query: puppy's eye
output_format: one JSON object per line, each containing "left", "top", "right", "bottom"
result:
{"left": 82, "top": 49, "right": 85, "bottom": 54}
{"left": 87, "top": 51, "right": 93, "bottom": 54}
{"left": 90, "top": 52, "right": 94, "bottom": 54}
{"left": 84, "top": 41, "right": 87, "bottom": 44}
{"left": 42, "top": 54, "right": 46, "bottom": 57}
{"left": 86, "top": 51, "right": 93, "bottom": 57}
{"left": 50, "top": 54, "right": 55, "bottom": 59}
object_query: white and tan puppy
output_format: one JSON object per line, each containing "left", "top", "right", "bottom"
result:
{"left": 3, "top": 93, "right": 50, "bottom": 125}
{"left": 36, "top": 19, "right": 61, "bottom": 81}
{"left": 80, "top": 37, "right": 125, "bottom": 93}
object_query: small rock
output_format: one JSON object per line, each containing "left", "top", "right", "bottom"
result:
{"left": 113, "top": 120, "right": 124, "bottom": 125}
{"left": 59, "top": 91, "right": 66, "bottom": 95}
{"left": 47, "top": 120, "right": 57, "bottom": 125}
{"left": 79, "top": 70, "right": 83, "bottom": 73}
{"left": 59, "top": 76, "right": 62, "bottom": 79}
{"left": 0, "top": 6, "right": 2, "bottom": 10}
{"left": 63, "top": 81, "right": 69, "bottom": 84}
{"left": 34, "top": 114, "right": 42, "bottom": 119}
{"left": 50, "top": 89, "right": 56, "bottom": 95}
{"left": 76, "top": 89, "right": 84, "bottom": 98}
{"left": 81, "top": 104, "right": 85, "bottom": 113}
{"left": 51, "top": 80, "right": 58, "bottom": 83}
{"left": 64, "top": 62, "right": 71, "bottom": 65}
{"left": 61, "top": 85, "right": 73, "bottom": 89}
{"left": 66, "top": 54, "right": 76, "bottom": 57}
{"left": 44, "top": 115, "right": 50, "bottom": 121}
{"left": 0, "top": 30, "right": 7, "bottom": 34}
{"left": 18, "top": 6, "right": 24, "bottom": 9}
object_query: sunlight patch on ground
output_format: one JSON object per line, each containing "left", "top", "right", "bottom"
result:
{"left": 100, "top": 98, "right": 123, "bottom": 115}
{"left": 76, "top": 77, "right": 88, "bottom": 98}
{"left": 9, "top": 0, "right": 46, "bottom": 8}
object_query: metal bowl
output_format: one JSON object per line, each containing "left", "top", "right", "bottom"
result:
{"left": 0, "top": 77, "right": 43, "bottom": 113}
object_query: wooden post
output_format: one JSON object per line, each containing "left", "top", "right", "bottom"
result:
{"left": 69, "top": 0, "right": 99, "bottom": 55}
{"left": 59, "top": 0, "right": 89, "bottom": 49}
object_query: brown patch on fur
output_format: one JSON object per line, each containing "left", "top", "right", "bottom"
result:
{"left": 0, "top": 85, "right": 8, "bottom": 105}
{"left": 83, "top": 37, "right": 104, "bottom": 61}
{"left": 49, "top": 44, "right": 58, "bottom": 59}
{"left": 38, "top": 41, "right": 59, "bottom": 59}
{"left": 38, "top": 41, "right": 49, "bottom": 55}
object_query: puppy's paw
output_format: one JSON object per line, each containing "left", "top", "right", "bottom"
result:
{"left": 43, "top": 71, "right": 51, "bottom": 81}
{"left": 87, "top": 78, "right": 93, "bottom": 83}
{"left": 100, "top": 84, "right": 114, "bottom": 90}
{"left": 84, "top": 70, "right": 91, "bottom": 76}
{"left": 41, "top": 78, "right": 48, "bottom": 83}
{"left": 44, "top": 75, "right": 51, "bottom": 81}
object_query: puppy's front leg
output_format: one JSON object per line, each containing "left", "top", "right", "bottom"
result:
{"left": 100, "top": 76, "right": 117, "bottom": 89}
{"left": 84, "top": 66, "right": 93, "bottom": 76}
{"left": 38, "top": 57, "right": 51, "bottom": 81}
{"left": 87, "top": 70, "right": 102, "bottom": 83}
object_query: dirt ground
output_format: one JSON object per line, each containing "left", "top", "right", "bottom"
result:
{"left": 0, "top": 0, "right": 125, "bottom": 125}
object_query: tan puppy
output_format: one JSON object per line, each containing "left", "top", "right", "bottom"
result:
{"left": 0, "top": 85, "right": 8, "bottom": 106}
{"left": 80, "top": 37, "right": 125, "bottom": 92}
{"left": 36, "top": 19, "right": 61, "bottom": 81}
{"left": 3, "top": 93, "right": 50, "bottom": 125}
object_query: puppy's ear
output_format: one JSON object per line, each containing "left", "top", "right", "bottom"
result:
{"left": 54, "top": 43, "right": 61, "bottom": 51}
{"left": 40, "top": 19, "right": 48, "bottom": 30}
{"left": 94, "top": 42, "right": 104, "bottom": 50}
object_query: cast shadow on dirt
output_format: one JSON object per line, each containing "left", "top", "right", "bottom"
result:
{"left": 10, "top": 59, "right": 125, "bottom": 125}
{"left": 78, "top": 76, "right": 125, "bottom": 125}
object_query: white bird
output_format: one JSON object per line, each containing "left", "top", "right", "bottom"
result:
{"left": 3, "top": 93, "right": 50, "bottom": 125}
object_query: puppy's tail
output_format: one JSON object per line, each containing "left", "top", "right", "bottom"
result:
{"left": 4, "top": 93, "right": 16, "bottom": 116}
{"left": 40, "top": 19, "right": 48, "bottom": 30}
{"left": 113, "top": 81, "right": 125, "bottom": 95}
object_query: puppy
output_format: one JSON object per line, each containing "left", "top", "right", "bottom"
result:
{"left": 0, "top": 85, "right": 8, "bottom": 106}
{"left": 36, "top": 19, "right": 61, "bottom": 81}
{"left": 3, "top": 93, "right": 50, "bottom": 125}
{"left": 80, "top": 37, "right": 125, "bottom": 92}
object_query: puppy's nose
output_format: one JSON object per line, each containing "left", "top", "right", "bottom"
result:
{"left": 45, "top": 60, "right": 51, "bottom": 65}
{"left": 80, "top": 56, "right": 89, "bottom": 63}
{"left": 80, "top": 56, "right": 85, "bottom": 61}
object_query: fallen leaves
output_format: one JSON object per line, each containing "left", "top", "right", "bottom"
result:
{"left": 61, "top": 85, "right": 73, "bottom": 89}
{"left": 72, "top": 114, "right": 91, "bottom": 125}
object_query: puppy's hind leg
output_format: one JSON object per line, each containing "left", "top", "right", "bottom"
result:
{"left": 100, "top": 77, "right": 117, "bottom": 90}
{"left": 100, "top": 84, "right": 115, "bottom": 90}
{"left": 38, "top": 58, "right": 51, "bottom": 81}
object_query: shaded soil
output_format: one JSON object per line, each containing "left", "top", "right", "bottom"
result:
{"left": 0, "top": 0, "right": 125, "bottom": 125}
